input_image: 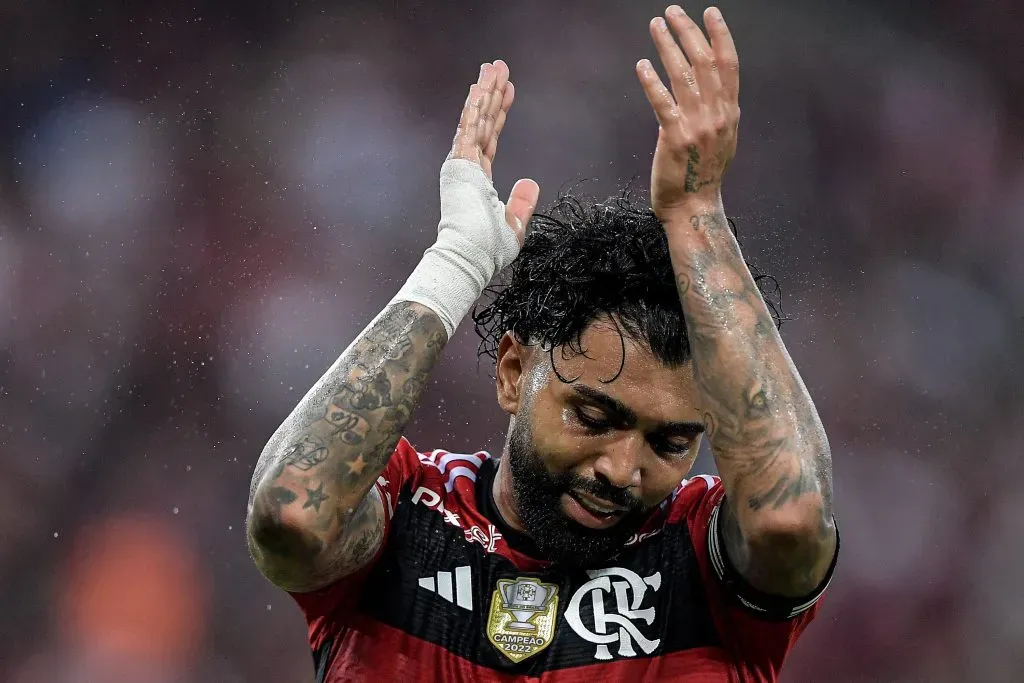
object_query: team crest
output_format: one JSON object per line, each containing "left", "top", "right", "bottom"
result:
{"left": 486, "top": 577, "right": 559, "bottom": 663}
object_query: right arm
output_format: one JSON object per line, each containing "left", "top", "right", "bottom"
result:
{"left": 247, "top": 301, "right": 447, "bottom": 592}
{"left": 246, "top": 59, "right": 540, "bottom": 593}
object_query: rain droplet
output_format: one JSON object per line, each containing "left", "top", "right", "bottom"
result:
{"left": 266, "top": 604, "right": 273, "bottom": 611}
{"left": 172, "top": 506, "right": 180, "bottom": 515}
{"left": 53, "top": 531, "right": 59, "bottom": 538}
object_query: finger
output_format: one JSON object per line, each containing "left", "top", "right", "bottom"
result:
{"left": 649, "top": 16, "right": 698, "bottom": 104}
{"left": 481, "top": 60, "right": 509, "bottom": 142}
{"left": 664, "top": 5, "right": 722, "bottom": 99}
{"left": 704, "top": 7, "right": 739, "bottom": 103}
{"left": 450, "top": 82, "right": 483, "bottom": 160}
{"left": 500, "top": 79, "right": 515, "bottom": 112}
{"left": 485, "top": 108, "right": 506, "bottom": 162}
{"left": 475, "top": 63, "right": 499, "bottom": 148}
{"left": 505, "top": 177, "right": 540, "bottom": 245}
{"left": 484, "top": 81, "right": 515, "bottom": 162}
{"left": 636, "top": 58, "right": 683, "bottom": 130}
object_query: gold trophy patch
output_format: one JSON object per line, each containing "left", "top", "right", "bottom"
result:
{"left": 486, "top": 577, "right": 559, "bottom": 663}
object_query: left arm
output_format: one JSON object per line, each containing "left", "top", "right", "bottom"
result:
{"left": 637, "top": 6, "right": 835, "bottom": 598}
{"left": 672, "top": 203, "right": 835, "bottom": 598}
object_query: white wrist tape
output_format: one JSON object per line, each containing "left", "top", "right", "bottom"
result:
{"left": 392, "top": 158, "right": 522, "bottom": 339}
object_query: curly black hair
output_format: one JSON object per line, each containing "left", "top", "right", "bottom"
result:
{"left": 472, "top": 186, "right": 783, "bottom": 382}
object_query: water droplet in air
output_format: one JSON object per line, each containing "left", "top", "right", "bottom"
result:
{"left": 172, "top": 506, "right": 180, "bottom": 515}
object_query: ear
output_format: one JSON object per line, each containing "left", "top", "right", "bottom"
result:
{"left": 496, "top": 332, "right": 527, "bottom": 415}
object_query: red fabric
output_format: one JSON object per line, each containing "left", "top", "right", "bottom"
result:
{"left": 675, "top": 477, "right": 821, "bottom": 682}
{"left": 327, "top": 617, "right": 739, "bottom": 682}
{"left": 289, "top": 442, "right": 822, "bottom": 682}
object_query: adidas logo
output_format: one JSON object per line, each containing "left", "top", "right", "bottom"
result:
{"left": 418, "top": 566, "right": 473, "bottom": 611}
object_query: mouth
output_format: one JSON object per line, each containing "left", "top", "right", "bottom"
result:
{"left": 563, "top": 490, "right": 628, "bottom": 529}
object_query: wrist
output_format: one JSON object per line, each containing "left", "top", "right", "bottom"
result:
{"left": 393, "top": 158, "right": 521, "bottom": 339}
{"left": 392, "top": 243, "right": 486, "bottom": 340}
{"left": 662, "top": 206, "right": 730, "bottom": 241}
{"left": 660, "top": 201, "right": 743, "bottom": 263}
{"left": 658, "top": 196, "right": 724, "bottom": 230}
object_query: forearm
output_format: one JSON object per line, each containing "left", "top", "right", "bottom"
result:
{"left": 248, "top": 301, "right": 447, "bottom": 550}
{"left": 244, "top": 61, "right": 532, "bottom": 591}
{"left": 666, "top": 201, "right": 834, "bottom": 587}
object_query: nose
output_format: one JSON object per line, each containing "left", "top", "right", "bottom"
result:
{"left": 593, "top": 432, "right": 644, "bottom": 490}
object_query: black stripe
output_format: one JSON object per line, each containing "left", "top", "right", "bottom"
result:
{"left": 313, "top": 636, "right": 334, "bottom": 683}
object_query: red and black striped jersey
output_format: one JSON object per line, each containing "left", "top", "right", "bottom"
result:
{"left": 289, "top": 438, "right": 837, "bottom": 682}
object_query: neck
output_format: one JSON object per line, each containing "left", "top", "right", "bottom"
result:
{"left": 492, "top": 455, "right": 527, "bottom": 533}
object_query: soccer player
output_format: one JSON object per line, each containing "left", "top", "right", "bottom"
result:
{"left": 247, "top": 6, "right": 838, "bottom": 682}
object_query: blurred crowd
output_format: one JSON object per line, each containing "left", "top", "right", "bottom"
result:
{"left": 1, "top": 1, "right": 1021, "bottom": 681}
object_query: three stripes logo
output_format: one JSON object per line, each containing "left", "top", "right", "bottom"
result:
{"left": 418, "top": 566, "right": 474, "bottom": 611}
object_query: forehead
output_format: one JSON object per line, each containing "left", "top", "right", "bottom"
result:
{"left": 532, "top": 319, "right": 699, "bottom": 416}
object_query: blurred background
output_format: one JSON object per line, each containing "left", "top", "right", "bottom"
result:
{"left": 1, "top": 0, "right": 1021, "bottom": 681}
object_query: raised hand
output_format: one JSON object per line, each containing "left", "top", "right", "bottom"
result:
{"left": 636, "top": 6, "right": 740, "bottom": 220}
{"left": 448, "top": 60, "right": 539, "bottom": 243}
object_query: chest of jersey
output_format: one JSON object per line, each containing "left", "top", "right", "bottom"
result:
{"left": 356, "top": 483, "right": 722, "bottom": 676}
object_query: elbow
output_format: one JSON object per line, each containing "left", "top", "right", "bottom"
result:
{"left": 743, "top": 503, "right": 836, "bottom": 597}
{"left": 743, "top": 444, "right": 835, "bottom": 560}
{"left": 746, "top": 486, "right": 831, "bottom": 536}
{"left": 747, "top": 506, "right": 833, "bottom": 553}
{"left": 246, "top": 485, "right": 325, "bottom": 566}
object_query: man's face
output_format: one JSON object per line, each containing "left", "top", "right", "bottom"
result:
{"left": 496, "top": 318, "right": 705, "bottom": 567}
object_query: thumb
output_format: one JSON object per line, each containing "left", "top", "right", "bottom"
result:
{"left": 505, "top": 178, "right": 540, "bottom": 245}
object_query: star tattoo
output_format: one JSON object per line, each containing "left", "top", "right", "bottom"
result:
{"left": 345, "top": 455, "right": 368, "bottom": 477}
{"left": 302, "top": 482, "right": 329, "bottom": 512}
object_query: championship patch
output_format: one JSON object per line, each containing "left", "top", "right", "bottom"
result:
{"left": 486, "top": 577, "right": 559, "bottom": 663}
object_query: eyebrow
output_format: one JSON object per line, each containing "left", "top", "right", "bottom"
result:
{"left": 569, "top": 385, "right": 705, "bottom": 436}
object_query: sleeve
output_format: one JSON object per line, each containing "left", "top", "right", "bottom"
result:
{"left": 683, "top": 479, "right": 839, "bottom": 678}
{"left": 288, "top": 437, "right": 425, "bottom": 638}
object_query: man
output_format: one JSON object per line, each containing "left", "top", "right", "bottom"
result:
{"left": 247, "top": 6, "right": 838, "bottom": 682}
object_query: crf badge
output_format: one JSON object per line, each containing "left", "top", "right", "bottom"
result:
{"left": 564, "top": 567, "right": 663, "bottom": 661}
{"left": 486, "top": 577, "right": 559, "bottom": 663}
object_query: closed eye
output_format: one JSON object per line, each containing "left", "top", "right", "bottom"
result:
{"left": 574, "top": 407, "right": 613, "bottom": 432}
{"left": 650, "top": 438, "right": 694, "bottom": 456}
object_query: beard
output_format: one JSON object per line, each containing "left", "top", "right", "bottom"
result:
{"left": 506, "top": 417, "right": 653, "bottom": 568}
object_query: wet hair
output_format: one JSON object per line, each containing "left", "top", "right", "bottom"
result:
{"left": 472, "top": 187, "right": 783, "bottom": 382}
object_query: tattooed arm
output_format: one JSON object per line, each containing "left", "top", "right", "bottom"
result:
{"left": 246, "top": 302, "right": 447, "bottom": 592}
{"left": 247, "top": 60, "right": 539, "bottom": 593}
{"left": 638, "top": 7, "right": 835, "bottom": 598}
{"left": 672, "top": 210, "right": 836, "bottom": 598}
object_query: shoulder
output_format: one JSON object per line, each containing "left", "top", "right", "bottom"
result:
{"left": 675, "top": 473, "right": 722, "bottom": 499}
{"left": 379, "top": 439, "right": 495, "bottom": 517}
{"left": 416, "top": 445, "right": 494, "bottom": 486}
{"left": 387, "top": 439, "right": 494, "bottom": 489}
{"left": 664, "top": 473, "right": 724, "bottom": 524}
{"left": 380, "top": 438, "right": 492, "bottom": 485}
